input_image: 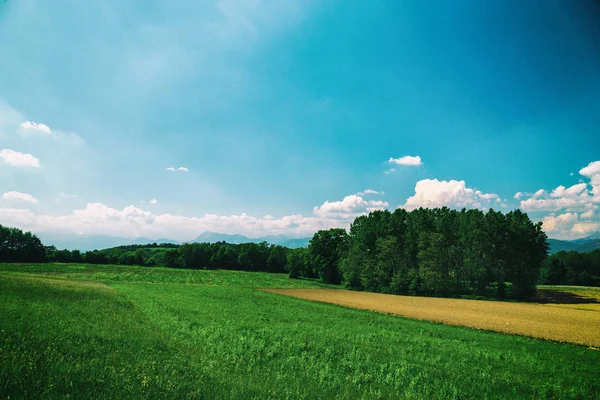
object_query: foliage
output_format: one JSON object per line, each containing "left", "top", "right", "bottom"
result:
{"left": 0, "top": 224, "right": 46, "bottom": 262}
{"left": 308, "top": 228, "right": 349, "bottom": 284}
{"left": 539, "top": 249, "right": 600, "bottom": 286}
{"left": 43, "top": 240, "right": 292, "bottom": 274}
{"left": 328, "top": 208, "right": 548, "bottom": 299}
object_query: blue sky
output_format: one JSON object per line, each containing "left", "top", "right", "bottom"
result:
{"left": 1, "top": 0, "right": 599, "bottom": 240}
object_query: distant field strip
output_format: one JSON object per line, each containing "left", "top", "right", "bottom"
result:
{"left": 264, "top": 289, "right": 600, "bottom": 347}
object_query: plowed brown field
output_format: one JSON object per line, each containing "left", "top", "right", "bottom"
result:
{"left": 264, "top": 288, "right": 600, "bottom": 347}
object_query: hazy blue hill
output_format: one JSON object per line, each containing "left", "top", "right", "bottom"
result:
{"left": 547, "top": 239, "right": 580, "bottom": 254}
{"left": 37, "top": 233, "right": 180, "bottom": 251}
{"left": 192, "top": 231, "right": 310, "bottom": 248}
{"left": 547, "top": 232, "right": 600, "bottom": 254}
{"left": 192, "top": 232, "right": 254, "bottom": 244}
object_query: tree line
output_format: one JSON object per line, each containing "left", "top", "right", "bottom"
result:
{"left": 44, "top": 241, "right": 291, "bottom": 273}
{"left": 295, "top": 208, "right": 549, "bottom": 299}
{"left": 0, "top": 224, "right": 46, "bottom": 262}
{"left": 540, "top": 249, "right": 600, "bottom": 287}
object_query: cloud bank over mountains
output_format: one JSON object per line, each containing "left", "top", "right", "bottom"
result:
{"left": 1, "top": 105, "right": 598, "bottom": 242}
{"left": 2, "top": 158, "right": 599, "bottom": 241}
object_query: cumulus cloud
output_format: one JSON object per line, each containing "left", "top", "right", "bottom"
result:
{"left": 579, "top": 160, "right": 600, "bottom": 197}
{"left": 581, "top": 208, "right": 596, "bottom": 220}
{"left": 0, "top": 149, "right": 40, "bottom": 167}
{"left": 522, "top": 161, "right": 600, "bottom": 239}
{"left": 513, "top": 192, "right": 524, "bottom": 200}
{"left": 401, "top": 179, "right": 501, "bottom": 211}
{"left": 389, "top": 155, "right": 422, "bottom": 166}
{"left": 0, "top": 202, "right": 347, "bottom": 240}
{"left": 542, "top": 212, "right": 579, "bottom": 234}
{"left": 2, "top": 191, "right": 39, "bottom": 204}
{"left": 149, "top": 199, "right": 158, "bottom": 204}
{"left": 519, "top": 161, "right": 600, "bottom": 212}
{"left": 572, "top": 222, "right": 600, "bottom": 235}
{"left": 0, "top": 191, "right": 392, "bottom": 240}
{"left": 313, "top": 195, "right": 389, "bottom": 219}
{"left": 20, "top": 121, "right": 52, "bottom": 134}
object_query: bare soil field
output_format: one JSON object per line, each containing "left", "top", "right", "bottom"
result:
{"left": 264, "top": 288, "right": 600, "bottom": 347}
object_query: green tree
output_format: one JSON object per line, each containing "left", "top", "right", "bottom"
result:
{"left": 308, "top": 228, "right": 349, "bottom": 284}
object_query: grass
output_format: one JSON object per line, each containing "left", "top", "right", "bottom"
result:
{"left": 265, "top": 288, "right": 600, "bottom": 347}
{"left": 1, "top": 263, "right": 600, "bottom": 399}
{"left": 0, "top": 262, "right": 332, "bottom": 288}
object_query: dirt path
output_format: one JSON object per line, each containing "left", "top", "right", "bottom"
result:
{"left": 264, "top": 288, "right": 600, "bottom": 347}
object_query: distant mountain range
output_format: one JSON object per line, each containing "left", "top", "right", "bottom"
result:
{"left": 547, "top": 231, "right": 600, "bottom": 254}
{"left": 191, "top": 231, "right": 310, "bottom": 249}
{"left": 36, "top": 232, "right": 180, "bottom": 251}
{"left": 37, "top": 231, "right": 310, "bottom": 251}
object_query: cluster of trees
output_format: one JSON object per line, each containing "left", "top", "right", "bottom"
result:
{"left": 0, "top": 224, "right": 46, "bottom": 262}
{"left": 296, "top": 208, "right": 549, "bottom": 299}
{"left": 46, "top": 241, "right": 291, "bottom": 273}
{"left": 540, "top": 250, "right": 600, "bottom": 286}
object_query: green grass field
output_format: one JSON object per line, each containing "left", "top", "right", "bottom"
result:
{"left": 1, "top": 263, "right": 599, "bottom": 399}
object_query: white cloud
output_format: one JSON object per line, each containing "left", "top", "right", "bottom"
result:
{"left": 384, "top": 168, "right": 396, "bottom": 174}
{"left": 522, "top": 161, "right": 600, "bottom": 215}
{"left": 572, "top": 222, "right": 600, "bottom": 235}
{"left": 401, "top": 179, "right": 501, "bottom": 211}
{"left": 580, "top": 161, "right": 600, "bottom": 177}
{"left": 0, "top": 202, "right": 339, "bottom": 240}
{"left": 522, "top": 161, "right": 600, "bottom": 239}
{"left": 0, "top": 191, "right": 392, "bottom": 240}
{"left": 550, "top": 183, "right": 587, "bottom": 198}
{"left": 520, "top": 183, "right": 593, "bottom": 212}
{"left": 513, "top": 192, "right": 524, "bottom": 200}
{"left": 20, "top": 121, "right": 52, "bottom": 134}
{"left": 166, "top": 166, "right": 189, "bottom": 172}
{"left": 0, "top": 149, "right": 40, "bottom": 167}
{"left": 581, "top": 208, "right": 596, "bottom": 220}
{"left": 313, "top": 194, "right": 389, "bottom": 219}
{"left": 150, "top": 199, "right": 158, "bottom": 204}
{"left": 357, "top": 189, "right": 380, "bottom": 196}
{"left": 2, "top": 191, "right": 39, "bottom": 204}
{"left": 56, "top": 192, "right": 78, "bottom": 201}
{"left": 389, "top": 155, "right": 422, "bottom": 166}
{"left": 579, "top": 161, "right": 600, "bottom": 198}
{"left": 542, "top": 212, "right": 579, "bottom": 234}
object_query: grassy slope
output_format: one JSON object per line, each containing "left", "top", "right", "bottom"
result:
{"left": 1, "top": 264, "right": 599, "bottom": 399}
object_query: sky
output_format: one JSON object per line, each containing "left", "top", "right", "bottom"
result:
{"left": 0, "top": 0, "right": 599, "bottom": 241}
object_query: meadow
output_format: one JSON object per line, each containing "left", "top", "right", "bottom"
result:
{"left": 1, "top": 263, "right": 600, "bottom": 399}
{"left": 266, "top": 288, "right": 600, "bottom": 347}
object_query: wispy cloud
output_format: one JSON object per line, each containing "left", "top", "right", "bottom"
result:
{"left": 166, "top": 166, "right": 189, "bottom": 172}
{"left": 357, "top": 189, "right": 380, "bottom": 196}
